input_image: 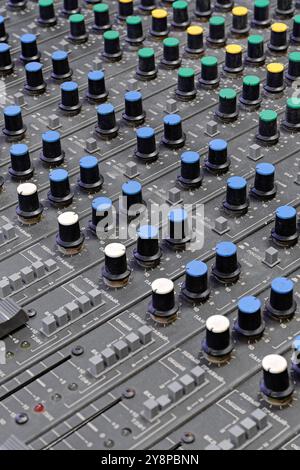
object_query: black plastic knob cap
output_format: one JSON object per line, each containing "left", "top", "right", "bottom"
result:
{"left": 161, "top": 37, "right": 181, "bottom": 68}
{"left": 245, "top": 34, "right": 265, "bottom": 65}
{"left": 95, "top": 103, "right": 119, "bottom": 139}
{"left": 286, "top": 51, "right": 300, "bottom": 81}
{"left": 207, "top": 16, "right": 226, "bottom": 47}
{"left": 3, "top": 105, "right": 26, "bottom": 140}
{"left": 264, "top": 63, "right": 285, "bottom": 94}
{"left": 24, "top": 62, "right": 46, "bottom": 95}
{"left": 133, "top": 225, "right": 161, "bottom": 268}
{"left": 282, "top": 97, "right": 300, "bottom": 131}
{"left": 150, "top": 8, "right": 169, "bottom": 37}
{"left": 205, "top": 139, "right": 230, "bottom": 174}
{"left": 268, "top": 23, "right": 289, "bottom": 53}
{"left": 202, "top": 315, "right": 233, "bottom": 359}
{"left": 176, "top": 67, "right": 197, "bottom": 101}
{"left": 199, "top": 55, "right": 219, "bottom": 88}
{"left": 69, "top": 13, "right": 88, "bottom": 43}
{"left": 139, "top": 0, "right": 157, "bottom": 12}
{"left": 235, "top": 296, "right": 265, "bottom": 337}
{"left": 185, "top": 25, "right": 204, "bottom": 55}
{"left": 215, "top": 88, "right": 238, "bottom": 122}
{"left": 102, "top": 243, "right": 131, "bottom": 287}
{"left": 251, "top": 162, "right": 276, "bottom": 199}
{"left": 223, "top": 176, "right": 249, "bottom": 215}
{"left": 126, "top": 15, "right": 145, "bottom": 44}
{"left": 0, "top": 43, "right": 14, "bottom": 75}
{"left": 48, "top": 168, "right": 73, "bottom": 206}
{"left": 59, "top": 81, "right": 81, "bottom": 115}
{"left": 252, "top": 0, "right": 271, "bottom": 28}
{"left": 231, "top": 6, "right": 250, "bottom": 36}
{"left": 61, "top": 0, "right": 80, "bottom": 17}
{"left": 20, "top": 34, "right": 40, "bottom": 63}
{"left": 177, "top": 151, "right": 202, "bottom": 188}
{"left": 51, "top": 50, "right": 72, "bottom": 81}
{"left": 166, "top": 208, "right": 191, "bottom": 250}
{"left": 102, "top": 30, "right": 122, "bottom": 61}
{"left": 122, "top": 91, "right": 145, "bottom": 125}
{"left": 271, "top": 205, "right": 298, "bottom": 246}
{"left": 148, "top": 278, "right": 178, "bottom": 324}
{"left": 56, "top": 212, "right": 85, "bottom": 254}
{"left": 135, "top": 126, "right": 159, "bottom": 162}
{"left": 38, "top": 0, "right": 57, "bottom": 27}
{"left": 194, "top": 0, "right": 211, "bottom": 18}
{"left": 136, "top": 47, "right": 157, "bottom": 80}
{"left": 7, "top": 0, "right": 27, "bottom": 10}
{"left": 181, "top": 260, "right": 210, "bottom": 303}
{"left": 266, "top": 277, "right": 297, "bottom": 320}
{"left": 118, "top": 0, "right": 134, "bottom": 20}
{"left": 215, "top": 0, "right": 234, "bottom": 12}
{"left": 9, "top": 143, "right": 33, "bottom": 180}
{"left": 172, "top": 0, "right": 190, "bottom": 29}
{"left": 275, "top": 0, "right": 295, "bottom": 18}
{"left": 223, "top": 44, "right": 244, "bottom": 74}
{"left": 260, "top": 354, "right": 294, "bottom": 402}
{"left": 89, "top": 196, "right": 113, "bottom": 235}
{"left": 291, "top": 15, "right": 300, "bottom": 44}
{"left": 0, "top": 16, "right": 8, "bottom": 42}
{"left": 78, "top": 155, "right": 103, "bottom": 192}
{"left": 239, "top": 75, "right": 261, "bottom": 109}
{"left": 16, "top": 182, "right": 43, "bottom": 223}
{"left": 40, "top": 130, "right": 65, "bottom": 165}
{"left": 86, "top": 70, "right": 108, "bottom": 103}
{"left": 212, "top": 241, "right": 240, "bottom": 284}
{"left": 93, "top": 3, "right": 111, "bottom": 32}
{"left": 162, "top": 114, "right": 185, "bottom": 148}
{"left": 256, "top": 109, "right": 279, "bottom": 145}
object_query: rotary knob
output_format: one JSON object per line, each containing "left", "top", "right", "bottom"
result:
{"left": 161, "top": 114, "right": 185, "bottom": 149}
{"left": 56, "top": 212, "right": 85, "bottom": 255}
{"left": 133, "top": 225, "right": 161, "bottom": 268}
{"left": 118, "top": 0, "right": 134, "bottom": 20}
{"left": 139, "top": 0, "right": 157, "bottom": 12}
{"left": 215, "top": 0, "right": 234, "bottom": 12}
{"left": 0, "top": 43, "right": 14, "bottom": 76}
{"left": 3, "top": 105, "right": 26, "bottom": 140}
{"left": 78, "top": 155, "right": 103, "bottom": 192}
{"left": 51, "top": 51, "right": 72, "bottom": 81}
{"left": 194, "top": 0, "right": 211, "bottom": 18}
{"left": 264, "top": 63, "right": 285, "bottom": 94}
{"left": 92, "top": 3, "right": 111, "bottom": 32}
{"left": 150, "top": 8, "right": 169, "bottom": 37}
{"left": 125, "top": 15, "right": 145, "bottom": 45}
{"left": 275, "top": 0, "right": 295, "bottom": 18}
{"left": 212, "top": 241, "right": 240, "bottom": 284}
{"left": 215, "top": 88, "right": 238, "bottom": 122}
{"left": 181, "top": 260, "right": 210, "bottom": 303}
{"left": 0, "top": 16, "right": 8, "bottom": 42}
{"left": 102, "top": 243, "right": 131, "bottom": 288}
{"left": 122, "top": 91, "right": 145, "bottom": 126}
{"left": 292, "top": 336, "right": 300, "bottom": 374}
{"left": 135, "top": 127, "right": 159, "bottom": 162}
{"left": 9, "top": 143, "right": 34, "bottom": 180}
{"left": 256, "top": 109, "right": 279, "bottom": 146}
{"left": 231, "top": 6, "right": 250, "bottom": 36}
{"left": 205, "top": 138, "right": 230, "bottom": 174}
{"left": 38, "top": 0, "right": 57, "bottom": 27}
{"left": 271, "top": 205, "right": 298, "bottom": 247}
{"left": 252, "top": 0, "right": 271, "bottom": 28}
{"left": 89, "top": 196, "right": 113, "bottom": 236}
{"left": 176, "top": 67, "right": 197, "bottom": 101}
{"left": 59, "top": 81, "right": 81, "bottom": 115}
{"left": 40, "top": 130, "right": 65, "bottom": 165}
{"left": 61, "top": 0, "right": 80, "bottom": 17}
{"left": 260, "top": 354, "right": 294, "bottom": 404}
{"left": 282, "top": 97, "right": 300, "bottom": 131}
{"left": 207, "top": 16, "right": 226, "bottom": 47}
{"left": 202, "top": 315, "right": 233, "bottom": 362}
{"left": 136, "top": 47, "right": 157, "bottom": 80}
{"left": 161, "top": 37, "right": 181, "bottom": 69}
{"left": 172, "top": 0, "right": 190, "bottom": 29}
{"left": 24, "top": 62, "right": 46, "bottom": 95}
{"left": 223, "top": 176, "right": 249, "bottom": 216}
{"left": 266, "top": 277, "right": 297, "bottom": 320}
{"left": 7, "top": 0, "right": 27, "bottom": 10}
{"left": 285, "top": 52, "right": 300, "bottom": 82}
{"left": 121, "top": 180, "right": 145, "bottom": 217}
{"left": 86, "top": 70, "right": 108, "bottom": 103}
{"left": 166, "top": 207, "right": 191, "bottom": 250}
{"left": 245, "top": 34, "right": 265, "bottom": 65}
{"left": 148, "top": 278, "right": 178, "bottom": 324}
{"left": 185, "top": 26, "right": 204, "bottom": 55}
{"left": 239, "top": 75, "right": 261, "bottom": 109}
{"left": 68, "top": 13, "right": 88, "bottom": 43}
{"left": 177, "top": 151, "right": 202, "bottom": 188}
{"left": 234, "top": 296, "right": 265, "bottom": 338}
{"left": 102, "top": 31, "right": 122, "bottom": 62}
{"left": 199, "top": 55, "right": 219, "bottom": 89}
{"left": 95, "top": 103, "right": 119, "bottom": 139}
{"left": 48, "top": 168, "right": 73, "bottom": 207}
{"left": 223, "top": 44, "right": 244, "bottom": 74}
{"left": 251, "top": 163, "right": 276, "bottom": 199}
{"left": 291, "top": 15, "right": 300, "bottom": 44}
{"left": 16, "top": 183, "right": 43, "bottom": 224}
{"left": 268, "top": 23, "right": 289, "bottom": 53}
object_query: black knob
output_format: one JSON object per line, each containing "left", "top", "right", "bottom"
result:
{"left": 0, "top": 16, "right": 8, "bottom": 42}
{"left": 282, "top": 97, "right": 300, "bottom": 131}
{"left": 150, "top": 8, "right": 169, "bottom": 37}
{"left": 16, "top": 182, "right": 43, "bottom": 223}
{"left": 271, "top": 205, "right": 298, "bottom": 247}
{"left": 7, "top": 0, "right": 27, "bottom": 10}
{"left": 122, "top": 91, "right": 145, "bottom": 126}
{"left": 199, "top": 55, "right": 219, "bottom": 88}
{"left": 202, "top": 315, "right": 233, "bottom": 360}
{"left": 9, "top": 143, "right": 33, "bottom": 180}
{"left": 135, "top": 126, "right": 159, "bottom": 162}
{"left": 121, "top": 180, "right": 144, "bottom": 216}
{"left": 245, "top": 34, "right": 265, "bottom": 65}
{"left": 215, "top": 0, "right": 234, "bottom": 12}
{"left": 266, "top": 277, "right": 297, "bottom": 320}
{"left": 234, "top": 296, "right": 265, "bottom": 338}
{"left": 185, "top": 25, "right": 204, "bottom": 55}
{"left": 177, "top": 151, "right": 202, "bottom": 188}
{"left": 40, "top": 130, "right": 65, "bottom": 165}
{"left": 38, "top": 0, "right": 57, "bottom": 27}
{"left": 139, "top": 0, "right": 157, "bottom": 12}
{"left": 136, "top": 47, "right": 157, "bottom": 80}
{"left": 275, "top": 0, "right": 295, "bottom": 18}
{"left": 162, "top": 114, "right": 185, "bottom": 148}
{"left": 20, "top": 34, "right": 40, "bottom": 63}
{"left": 231, "top": 6, "right": 250, "bottom": 36}
{"left": 223, "top": 44, "right": 244, "bottom": 74}
{"left": 256, "top": 109, "right": 279, "bottom": 146}
{"left": 102, "top": 30, "right": 122, "bottom": 61}
{"left": 223, "top": 176, "right": 249, "bottom": 216}
{"left": 92, "top": 3, "right": 111, "bottom": 32}
{"left": 205, "top": 138, "right": 230, "bottom": 174}
{"left": 176, "top": 67, "right": 197, "bottom": 101}
{"left": 239, "top": 75, "right": 261, "bottom": 109}
{"left": 194, "top": 0, "right": 211, "bottom": 18}
{"left": 252, "top": 0, "right": 271, "bottom": 28}
{"left": 286, "top": 51, "right": 300, "bottom": 81}
{"left": 95, "top": 103, "right": 119, "bottom": 139}
{"left": 215, "top": 88, "right": 238, "bottom": 122}
{"left": 118, "top": 0, "right": 134, "bottom": 20}
{"left": 59, "top": 81, "right": 81, "bottom": 115}
{"left": 61, "top": 0, "right": 80, "bottom": 17}
{"left": 181, "top": 260, "right": 210, "bottom": 303}
{"left": 133, "top": 225, "right": 161, "bottom": 268}
{"left": 125, "top": 15, "right": 145, "bottom": 45}
{"left": 89, "top": 196, "right": 113, "bottom": 235}
{"left": 264, "top": 63, "right": 285, "bottom": 94}
{"left": 172, "top": 0, "right": 190, "bottom": 29}
{"left": 69, "top": 13, "right": 88, "bottom": 43}
{"left": 0, "top": 43, "right": 14, "bottom": 76}
{"left": 3, "top": 105, "right": 26, "bottom": 140}
{"left": 51, "top": 50, "right": 72, "bottom": 81}
{"left": 212, "top": 241, "right": 241, "bottom": 284}
{"left": 268, "top": 22, "right": 289, "bottom": 53}
{"left": 48, "top": 168, "right": 73, "bottom": 206}
{"left": 161, "top": 37, "right": 181, "bottom": 68}
{"left": 260, "top": 354, "right": 294, "bottom": 402}
{"left": 148, "top": 278, "right": 178, "bottom": 324}
{"left": 251, "top": 162, "right": 276, "bottom": 199}
{"left": 24, "top": 62, "right": 46, "bottom": 95}
{"left": 78, "top": 155, "right": 103, "bottom": 192}
{"left": 86, "top": 70, "right": 108, "bottom": 103}
{"left": 166, "top": 207, "right": 191, "bottom": 250}
{"left": 56, "top": 211, "right": 85, "bottom": 255}
{"left": 207, "top": 15, "right": 226, "bottom": 47}
{"left": 102, "top": 243, "right": 131, "bottom": 288}
{"left": 291, "top": 14, "right": 300, "bottom": 44}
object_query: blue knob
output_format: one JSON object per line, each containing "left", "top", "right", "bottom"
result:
{"left": 223, "top": 176, "right": 249, "bottom": 215}
{"left": 135, "top": 127, "right": 158, "bottom": 162}
{"left": 266, "top": 277, "right": 296, "bottom": 320}
{"left": 0, "top": 16, "right": 8, "bottom": 42}
{"left": 251, "top": 162, "right": 276, "bottom": 199}
{"left": 206, "top": 138, "right": 230, "bottom": 174}
{"left": 40, "top": 130, "right": 64, "bottom": 165}
{"left": 95, "top": 103, "right": 119, "bottom": 139}
{"left": 178, "top": 151, "right": 202, "bottom": 188}
{"left": 78, "top": 155, "right": 103, "bottom": 192}
{"left": 166, "top": 207, "right": 191, "bottom": 249}
{"left": 0, "top": 43, "right": 13, "bottom": 75}
{"left": 20, "top": 34, "right": 40, "bottom": 63}
{"left": 51, "top": 50, "right": 72, "bottom": 81}
{"left": 271, "top": 205, "right": 298, "bottom": 247}
{"left": 86, "top": 70, "right": 108, "bottom": 103}
{"left": 235, "top": 296, "right": 265, "bottom": 337}
{"left": 212, "top": 241, "right": 240, "bottom": 283}
{"left": 3, "top": 105, "right": 26, "bottom": 140}
{"left": 9, "top": 143, "right": 33, "bottom": 179}
{"left": 134, "top": 224, "right": 161, "bottom": 268}
{"left": 182, "top": 260, "right": 210, "bottom": 302}
{"left": 59, "top": 81, "right": 81, "bottom": 114}
{"left": 48, "top": 168, "right": 73, "bottom": 206}
{"left": 24, "top": 62, "right": 46, "bottom": 94}
{"left": 122, "top": 91, "right": 145, "bottom": 125}
{"left": 162, "top": 114, "right": 185, "bottom": 148}
{"left": 90, "top": 196, "right": 113, "bottom": 234}
{"left": 121, "top": 180, "right": 144, "bottom": 215}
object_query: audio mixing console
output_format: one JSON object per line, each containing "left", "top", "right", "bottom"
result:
{"left": 0, "top": 0, "right": 300, "bottom": 452}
